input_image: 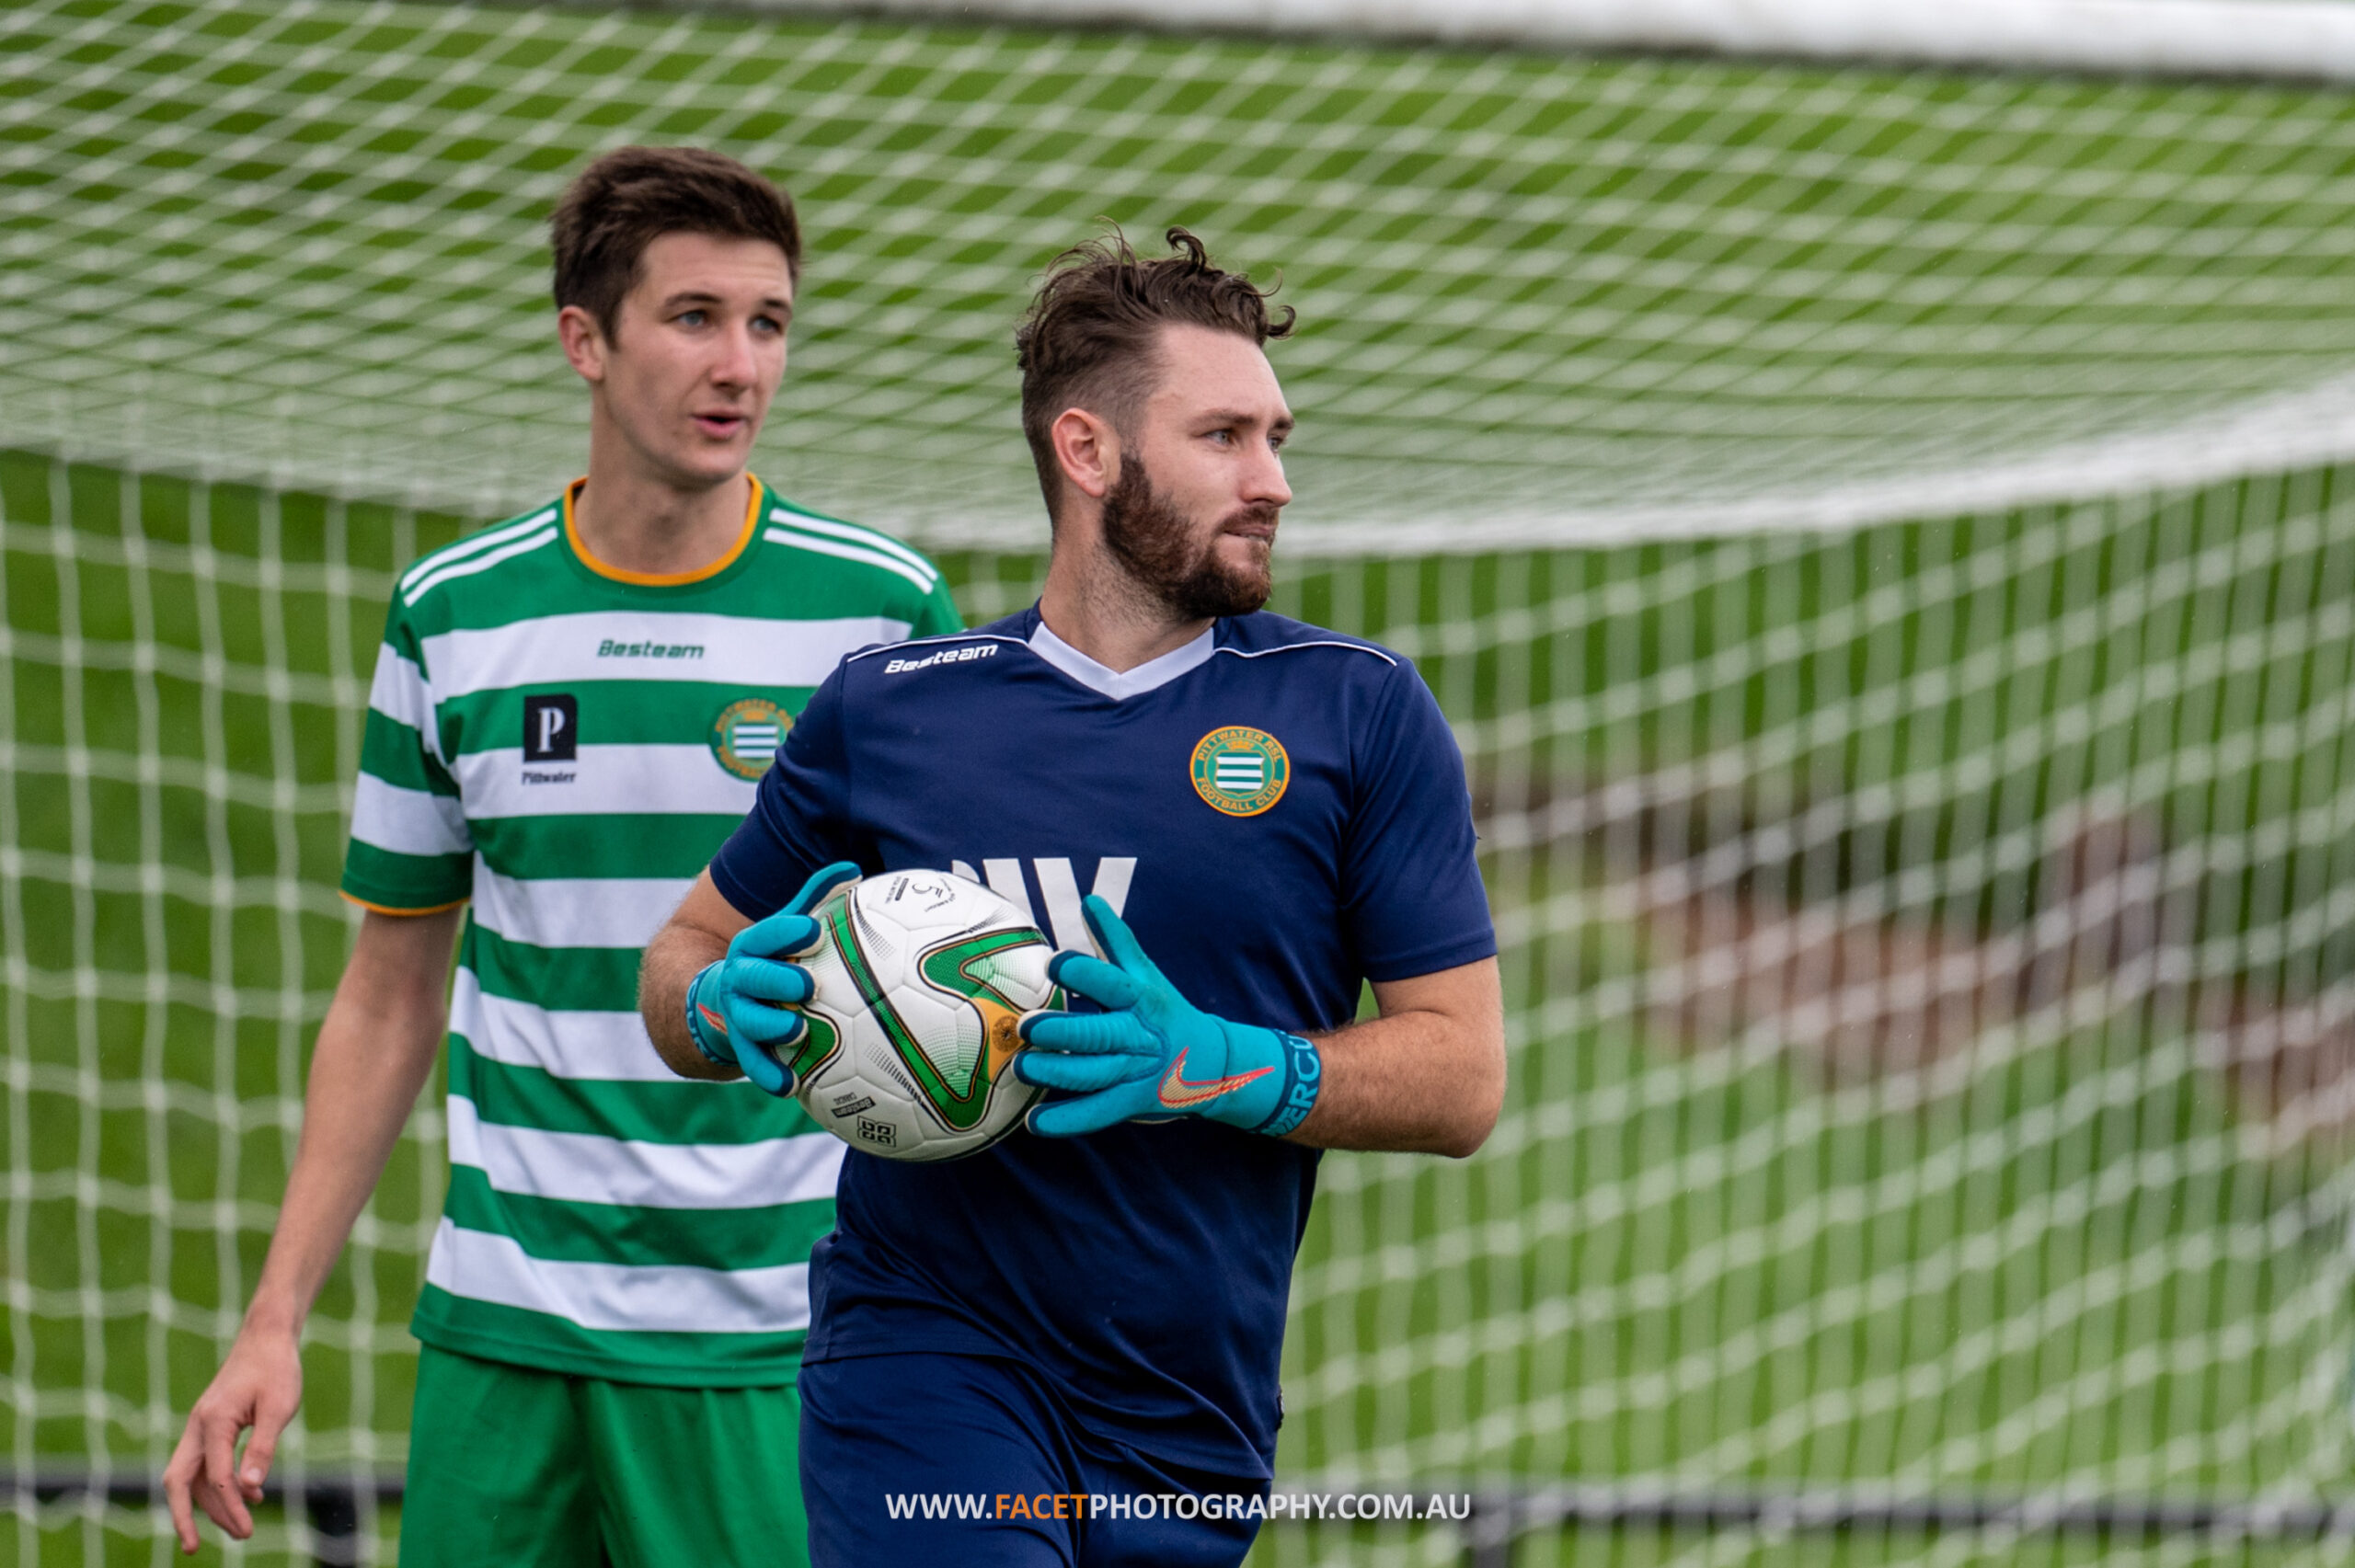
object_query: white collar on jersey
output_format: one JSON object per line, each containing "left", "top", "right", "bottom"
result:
{"left": 1028, "top": 619, "right": 1216, "bottom": 701}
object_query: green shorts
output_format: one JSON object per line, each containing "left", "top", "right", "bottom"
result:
{"left": 399, "top": 1344, "right": 807, "bottom": 1568}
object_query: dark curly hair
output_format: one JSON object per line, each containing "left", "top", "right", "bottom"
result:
{"left": 551, "top": 146, "right": 801, "bottom": 340}
{"left": 1015, "top": 226, "right": 1294, "bottom": 521}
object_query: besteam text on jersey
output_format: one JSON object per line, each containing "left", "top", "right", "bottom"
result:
{"left": 884, "top": 644, "right": 998, "bottom": 675}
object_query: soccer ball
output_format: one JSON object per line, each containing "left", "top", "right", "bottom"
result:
{"left": 784, "top": 868, "right": 1057, "bottom": 1162}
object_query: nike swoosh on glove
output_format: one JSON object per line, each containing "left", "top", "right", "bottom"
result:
{"left": 1013, "top": 895, "right": 1321, "bottom": 1139}
{"left": 684, "top": 862, "right": 861, "bottom": 1096}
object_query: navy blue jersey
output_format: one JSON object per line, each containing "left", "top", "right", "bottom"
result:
{"left": 707, "top": 605, "right": 1495, "bottom": 1476}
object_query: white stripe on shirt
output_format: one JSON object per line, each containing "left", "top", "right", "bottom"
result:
{"left": 470, "top": 868, "right": 696, "bottom": 951}
{"left": 449, "top": 968, "right": 685, "bottom": 1084}
{"left": 419, "top": 612, "right": 906, "bottom": 702}
{"left": 447, "top": 1095, "right": 846, "bottom": 1210}
{"left": 451, "top": 745, "right": 757, "bottom": 820}
{"left": 349, "top": 773, "right": 473, "bottom": 858}
{"left": 425, "top": 1218, "right": 813, "bottom": 1334}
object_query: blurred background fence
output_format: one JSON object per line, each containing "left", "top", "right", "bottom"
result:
{"left": 10, "top": 2, "right": 2355, "bottom": 1563}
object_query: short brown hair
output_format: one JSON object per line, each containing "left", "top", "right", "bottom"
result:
{"left": 1015, "top": 226, "right": 1294, "bottom": 518}
{"left": 551, "top": 146, "right": 802, "bottom": 338}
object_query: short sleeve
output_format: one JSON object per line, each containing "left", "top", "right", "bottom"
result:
{"left": 1340, "top": 661, "right": 1497, "bottom": 981}
{"left": 709, "top": 667, "right": 874, "bottom": 920}
{"left": 341, "top": 601, "right": 474, "bottom": 914}
{"left": 911, "top": 575, "right": 964, "bottom": 638}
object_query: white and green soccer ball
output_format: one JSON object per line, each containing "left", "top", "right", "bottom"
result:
{"left": 784, "top": 869, "right": 1058, "bottom": 1162}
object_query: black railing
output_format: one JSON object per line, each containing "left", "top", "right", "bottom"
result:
{"left": 1269, "top": 1484, "right": 2355, "bottom": 1566}
{"left": 12, "top": 1471, "right": 2355, "bottom": 1565}
{"left": 10, "top": 1468, "right": 405, "bottom": 1567}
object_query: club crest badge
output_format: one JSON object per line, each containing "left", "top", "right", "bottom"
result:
{"left": 711, "top": 697, "right": 789, "bottom": 781}
{"left": 1190, "top": 727, "right": 1289, "bottom": 817}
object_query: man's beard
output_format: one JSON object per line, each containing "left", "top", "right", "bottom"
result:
{"left": 1097, "top": 452, "right": 1275, "bottom": 621}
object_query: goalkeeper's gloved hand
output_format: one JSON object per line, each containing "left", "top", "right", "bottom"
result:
{"left": 684, "top": 862, "right": 861, "bottom": 1097}
{"left": 1014, "top": 896, "right": 1322, "bottom": 1139}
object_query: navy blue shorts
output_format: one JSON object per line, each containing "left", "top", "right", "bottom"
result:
{"left": 798, "top": 1351, "right": 1266, "bottom": 1567}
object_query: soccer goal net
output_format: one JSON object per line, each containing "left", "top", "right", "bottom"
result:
{"left": 9, "top": 2, "right": 2355, "bottom": 1564}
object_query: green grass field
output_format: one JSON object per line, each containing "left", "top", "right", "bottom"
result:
{"left": 9, "top": 447, "right": 2355, "bottom": 1567}
{"left": 13, "top": 0, "right": 2355, "bottom": 1561}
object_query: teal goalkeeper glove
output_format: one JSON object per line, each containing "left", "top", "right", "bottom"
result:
{"left": 684, "top": 862, "right": 861, "bottom": 1096}
{"left": 1014, "top": 896, "right": 1323, "bottom": 1139}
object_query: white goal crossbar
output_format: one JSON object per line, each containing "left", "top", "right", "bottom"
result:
{"left": 662, "top": 0, "right": 2355, "bottom": 82}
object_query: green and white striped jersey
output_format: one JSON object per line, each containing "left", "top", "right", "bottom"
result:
{"left": 342, "top": 477, "right": 960, "bottom": 1386}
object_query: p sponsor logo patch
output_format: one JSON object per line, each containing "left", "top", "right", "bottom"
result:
{"left": 1190, "top": 726, "right": 1289, "bottom": 818}
{"left": 522, "top": 693, "right": 578, "bottom": 761}
{"left": 710, "top": 696, "right": 789, "bottom": 781}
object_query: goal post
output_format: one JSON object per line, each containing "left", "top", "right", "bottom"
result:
{"left": 10, "top": 1, "right": 2355, "bottom": 1563}
{"left": 13, "top": 443, "right": 2355, "bottom": 1563}
{"left": 1275, "top": 464, "right": 2355, "bottom": 1507}
{"left": 705, "top": 0, "right": 2355, "bottom": 82}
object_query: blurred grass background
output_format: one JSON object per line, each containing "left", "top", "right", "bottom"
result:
{"left": 11, "top": 448, "right": 2355, "bottom": 1566}
{"left": 12, "top": 0, "right": 2355, "bottom": 1562}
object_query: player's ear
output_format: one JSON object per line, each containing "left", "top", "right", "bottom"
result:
{"left": 1050, "top": 407, "right": 1117, "bottom": 501}
{"left": 557, "top": 303, "right": 609, "bottom": 383}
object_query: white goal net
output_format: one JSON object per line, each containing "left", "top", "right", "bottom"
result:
{"left": 8, "top": 3, "right": 2355, "bottom": 1564}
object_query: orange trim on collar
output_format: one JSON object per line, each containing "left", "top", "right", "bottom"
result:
{"left": 563, "top": 475, "right": 764, "bottom": 587}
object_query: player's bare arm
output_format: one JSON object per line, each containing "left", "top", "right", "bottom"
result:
{"left": 1292, "top": 958, "right": 1503, "bottom": 1158}
{"left": 641, "top": 870, "right": 754, "bottom": 1082}
{"left": 162, "top": 906, "right": 460, "bottom": 1552}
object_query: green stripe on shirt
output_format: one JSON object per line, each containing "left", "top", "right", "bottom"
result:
{"left": 442, "top": 1165, "right": 837, "bottom": 1272}
{"left": 465, "top": 814, "right": 751, "bottom": 882}
{"left": 430, "top": 681, "right": 821, "bottom": 753}
{"left": 451, "top": 1036, "right": 818, "bottom": 1146}
{"left": 411, "top": 1287, "right": 810, "bottom": 1389}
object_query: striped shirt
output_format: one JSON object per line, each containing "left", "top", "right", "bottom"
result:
{"left": 342, "top": 476, "right": 960, "bottom": 1385}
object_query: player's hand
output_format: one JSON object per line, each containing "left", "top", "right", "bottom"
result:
{"left": 1015, "top": 897, "right": 1322, "bottom": 1138}
{"left": 684, "top": 861, "right": 860, "bottom": 1096}
{"left": 163, "top": 1326, "right": 304, "bottom": 1552}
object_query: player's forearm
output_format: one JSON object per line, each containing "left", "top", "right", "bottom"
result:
{"left": 242, "top": 911, "right": 457, "bottom": 1335}
{"left": 640, "top": 872, "right": 764, "bottom": 1081}
{"left": 640, "top": 921, "right": 738, "bottom": 1081}
{"left": 1291, "top": 1017, "right": 1501, "bottom": 1155}
{"left": 1290, "top": 960, "right": 1504, "bottom": 1158}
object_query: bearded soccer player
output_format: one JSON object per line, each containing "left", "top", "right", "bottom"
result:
{"left": 640, "top": 229, "right": 1504, "bottom": 1565}
{"left": 163, "top": 147, "right": 961, "bottom": 1564}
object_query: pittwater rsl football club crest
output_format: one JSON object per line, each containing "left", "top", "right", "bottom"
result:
{"left": 1190, "top": 726, "right": 1290, "bottom": 818}
{"left": 710, "top": 697, "right": 789, "bottom": 781}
